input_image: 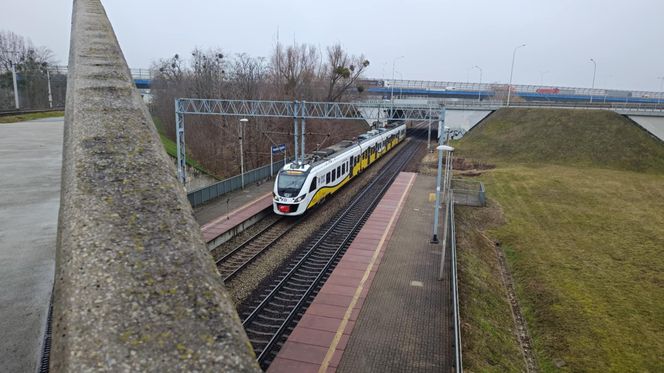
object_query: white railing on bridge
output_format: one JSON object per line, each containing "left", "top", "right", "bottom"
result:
{"left": 377, "top": 78, "right": 664, "bottom": 101}
{"left": 48, "top": 65, "right": 153, "bottom": 81}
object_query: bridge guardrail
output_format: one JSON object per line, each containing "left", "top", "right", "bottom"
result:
{"left": 380, "top": 78, "right": 664, "bottom": 101}
{"left": 52, "top": 1, "right": 260, "bottom": 371}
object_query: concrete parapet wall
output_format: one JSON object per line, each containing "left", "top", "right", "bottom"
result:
{"left": 52, "top": 0, "right": 260, "bottom": 371}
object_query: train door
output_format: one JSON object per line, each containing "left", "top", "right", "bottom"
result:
{"left": 349, "top": 157, "right": 355, "bottom": 178}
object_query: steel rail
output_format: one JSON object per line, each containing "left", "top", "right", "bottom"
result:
{"left": 216, "top": 217, "right": 299, "bottom": 282}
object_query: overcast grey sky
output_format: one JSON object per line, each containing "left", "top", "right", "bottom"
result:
{"left": 3, "top": 0, "right": 663, "bottom": 91}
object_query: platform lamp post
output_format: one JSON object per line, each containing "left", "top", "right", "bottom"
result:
{"left": 437, "top": 144, "right": 454, "bottom": 281}
{"left": 432, "top": 143, "right": 454, "bottom": 243}
{"left": 239, "top": 118, "right": 248, "bottom": 188}
{"left": 506, "top": 44, "right": 526, "bottom": 107}
{"left": 473, "top": 65, "right": 482, "bottom": 102}
{"left": 589, "top": 58, "right": 597, "bottom": 103}
{"left": 431, "top": 108, "right": 449, "bottom": 244}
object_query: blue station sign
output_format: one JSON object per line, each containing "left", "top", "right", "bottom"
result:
{"left": 271, "top": 144, "right": 286, "bottom": 154}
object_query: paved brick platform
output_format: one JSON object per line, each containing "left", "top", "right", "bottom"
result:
{"left": 199, "top": 191, "right": 273, "bottom": 244}
{"left": 337, "top": 174, "right": 452, "bottom": 373}
{"left": 268, "top": 172, "right": 417, "bottom": 373}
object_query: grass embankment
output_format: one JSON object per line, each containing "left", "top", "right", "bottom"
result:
{"left": 455, "top": 108, "right": 664, "bottom": 372}
{"left": 459, "top": 108, "right": 664, "bottom": 172}
{"left": 0, "top": 110, "right": 64, "bottom": 123}
{"left": 152, "top": 116, "right": 215, "bottom": 177}
{"left": 456, "top": 203, "right": 527, "bottom": 372}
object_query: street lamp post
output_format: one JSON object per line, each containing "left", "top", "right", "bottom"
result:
{"left": 239, "top": 118, "right": 248, "bottom": 188}
{"left": 657, "top": 76, "right": 664, "bottom": 105}
{"left": 390, "top": 55, "right": 404, "bottom": 102}
{"left": 506, "top": 44, "right": 526, "bottom": 107}
{"left": 590, "top": 58, "right": 597, "bottom": 103}
{"left": 473, "top": 65, "right": 482, "bottom": 102}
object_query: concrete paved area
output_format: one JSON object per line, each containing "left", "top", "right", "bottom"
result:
{"left": 0, "top": 117, "right": 63, "bottom": 372}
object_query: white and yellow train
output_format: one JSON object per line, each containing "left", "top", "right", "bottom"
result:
{"left": 273, "top": 123, "right": 407, "bottom": 216}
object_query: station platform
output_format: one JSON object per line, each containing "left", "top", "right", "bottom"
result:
{"left": 194, "top": 180, "right": 274, "bottom": 248}
{"left": 268, "top": 172, "right": 451, "bottom": 373}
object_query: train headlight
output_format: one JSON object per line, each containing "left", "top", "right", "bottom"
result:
{"left": 294, "top": 195, "right": 306, "bottom": 202}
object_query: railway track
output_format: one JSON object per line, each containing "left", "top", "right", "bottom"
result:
{"left": 241, "top": 133, "right": 424, "bottom": 368}
{"left": 216, "top": 217, "right": 299, "bottom": 282}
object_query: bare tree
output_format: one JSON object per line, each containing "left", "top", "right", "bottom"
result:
{"left": 149, "top": 43, "right": 371, "bottom": 178}
{"left": 271, "top": 42, "right": 321, "bottom": 99}
{"left": 0, "top": 30, "right": 58, "bottom": 109}
{"left": 324, "top": 44, "right": 369, "bottom": 102}
{"left": 0, "top": 30, "right": 54, "bottom": 71}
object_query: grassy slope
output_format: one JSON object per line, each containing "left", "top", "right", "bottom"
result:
{"left": 456, "top": 108, "right": 664, "bottom": 372}
{"left": 458, "top": 108, "right": 664, "bottom": 173}
{"left": 0, "top": 110, "right": 64, "bottom": 123}
{"left": 482, "top": 165, "right": 663, "bottom": 372}
{"left": 456, "top": 203, "right": 526, "bottom": 372}
{"left": 152, "top": 116, "right": 215, "bottom": 177}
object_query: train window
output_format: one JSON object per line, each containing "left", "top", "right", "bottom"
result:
{"left": 337, "top": 166, "right": 341, "bottom": 176}
{"left": 342, "top": 163, "right": 346, "bottom": 174}
{"left": 332, "top": 169, "right": 336, "bottom": 180}
{"left": 309, "top": 177, "right": 317, "bottom": 192}
{"left": 326, "top": 172, "right": 330, "bottom": 183}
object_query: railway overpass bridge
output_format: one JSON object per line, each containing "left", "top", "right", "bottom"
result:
{"left": 19, "top": 0, "right": 664, "bottom": 371}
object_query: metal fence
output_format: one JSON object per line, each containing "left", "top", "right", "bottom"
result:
{"left": 187, "top": 158, "right": 289, "bottom": 208}
{"left": 445, "top": 191, "right": 463, "bottom": 372}
{"left": 451, "top": 179, "right": 486, "bottom": 207}
{"left": 0, "top": 69, "right": 67, "bottom": 111}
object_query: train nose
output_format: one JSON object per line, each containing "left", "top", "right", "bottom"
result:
{"left": 277, "top": 204, "right": 290, "bottom": 213}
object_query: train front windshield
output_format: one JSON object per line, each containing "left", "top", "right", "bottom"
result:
{"left": 277, "top": 171, "right": 306, "bottom": 197}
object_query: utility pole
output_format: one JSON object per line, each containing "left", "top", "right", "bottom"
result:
{"left": 301, "top": 100, "right": 306, "bottom": 161}
{"left": 11, "top": 62, "right": 19, "bottom": 109}
{"left": 46, "top": 68, "right": 53, "bottom": 109}
{"left": 239, "top": 118, "right": 248, "bottom": 188}
{"left": 293, "top": 101, "right": 299, "bottom": 165}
